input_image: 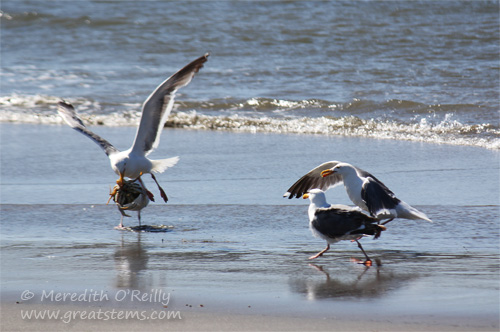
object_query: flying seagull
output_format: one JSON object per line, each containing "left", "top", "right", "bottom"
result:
{"left": 303, "top": 189, "right": 386, "bottom": 265}
{"left": 284, "top": 161, "right": 432, "bottom": 223}
{"left": 58, "top": 53, "right": 209, "bottom": 203}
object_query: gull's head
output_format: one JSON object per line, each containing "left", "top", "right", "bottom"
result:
{"left": 303, "top": 189, "right": 328, "bottom": 207}
{"left": 321, "top": 162, "right": 352, "bottom": 177}
{"left": 111, "top": 159, "right": 128, "bottom": 187}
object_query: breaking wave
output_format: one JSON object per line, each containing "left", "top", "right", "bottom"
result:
{"left": 1, "top": 94, "right": 498, "bottom": 150}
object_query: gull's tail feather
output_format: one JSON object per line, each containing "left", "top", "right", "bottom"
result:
{"left": 397, "top": 202, "right": 433, "bottom": 222}
{"left": 411, "top": 208, "right": 433, "bottom": 222}
{"left": 151, "top": 156, "right": 179, "bottom": 173}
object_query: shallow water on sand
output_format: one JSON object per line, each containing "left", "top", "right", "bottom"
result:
{"left": 1, "top": 123, "right": 498, "bottom": 206}
{"left": 1, "top": 124, "right": 499, "bottom": 326}
{"left": 0, "top": 204, "right": 498, "bottom": 323}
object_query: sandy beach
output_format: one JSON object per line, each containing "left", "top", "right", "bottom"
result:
{"left": 1, "top": 303, "right": 497, "bottom": 332}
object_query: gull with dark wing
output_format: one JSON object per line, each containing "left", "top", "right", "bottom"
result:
{"left": 284, "top": 161, "right": 432, "bottom": 223}
{"left": 303, "top": 189, "right": 386, "bottom": 265}
{"left": 58, "top": 53, "right": 209, "bottom": 207}
{"left": 284, "top": 161, "right": 347, "bottom": 199}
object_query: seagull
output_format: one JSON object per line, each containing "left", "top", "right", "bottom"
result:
{"left": 58, "top": 53, "right": 209, "bottom": 203}
{"left": 303, "top": 189, "right": 386, "bottom": 265}
{"left": 109, "top": 176, "right": 150, "bottom": 229}
{"left": 284, "top": 161, "right": 432, "bottom": 223}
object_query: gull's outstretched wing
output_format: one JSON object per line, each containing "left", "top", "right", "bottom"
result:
{"left": 57, "top": 101, "right": 119, "bottom": 156}
{"left": 131, "top": 53, "right": 209, "bottom": 156}
{"left": 361, "top": 177, "right": 401, "bottom": 218}
{"left": 284, "top": 161, "right": 344, "bottom": 199}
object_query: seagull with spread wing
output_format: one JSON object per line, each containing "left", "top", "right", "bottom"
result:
{"left": 58, "top": 53, "right": 209, "bottom": 207}
{"left": 284, "top": 161, "right": 432, "bottom": 223}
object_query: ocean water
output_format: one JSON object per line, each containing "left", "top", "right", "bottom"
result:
{"left": 0, "top": 0, "right": 499, "bottom": 327}
{"left": 1, "top": 0, "right": 499, "bottom": 149}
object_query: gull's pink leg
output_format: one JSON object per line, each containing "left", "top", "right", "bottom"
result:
{"left": 114, "top": 211, "right": 127, "bottom": 230}
{"left": 355, "top": 240, "right": 372, "bottom": 266}
{"left": 309, "top": 244, "right": 330, "bottom": 260}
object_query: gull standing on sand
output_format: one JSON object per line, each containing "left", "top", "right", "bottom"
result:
{"left": 303, "top": 189, "right": 386, "bottom": 265}
{"left": 58, "top": 53, "right": 209, "bottom": 205}
{"left": 108, "top": 177, "right": 150, "bottom": 229}
{"left": 284, "top": 161, "right": 432, "bottom": 223}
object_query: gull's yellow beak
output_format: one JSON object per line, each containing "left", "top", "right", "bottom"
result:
{"left": 321, "top": 169, "right": 334, "bottom": 178}
{"left": 302, "top": 193, "right": 309, "bottom": 199}
{"left": 116, "top": 172, "right": 124, "bottom": 187}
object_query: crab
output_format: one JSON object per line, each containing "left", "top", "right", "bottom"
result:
{"left": 107, "top": 175, "right": 152, "bottom": 229}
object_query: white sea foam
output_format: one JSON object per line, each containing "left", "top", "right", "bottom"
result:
{"left": 1, "top": 94, "right": 498, "bottom": 149}
{"left": 164, "top": 111, "right": 499, "bottom": 149}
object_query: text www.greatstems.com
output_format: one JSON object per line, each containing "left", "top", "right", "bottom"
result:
{"left": 21, "top": 308, "right": 182, "bottom": 323}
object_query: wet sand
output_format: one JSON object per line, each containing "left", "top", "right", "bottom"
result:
{"left": 1, "top": 303, "right": 497, "bottom": 332}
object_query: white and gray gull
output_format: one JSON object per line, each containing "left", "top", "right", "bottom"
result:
{"left": 304, "top": 189, "right": 386, "bottom": 265}
{"left": 58, "top": 53, "right": 209, "bottom": 203}
{"left": 108, "top": 177, "right": 150, "bottom": 229}
{"left": 284, "top": 161, "right": 432, "bottom": 223}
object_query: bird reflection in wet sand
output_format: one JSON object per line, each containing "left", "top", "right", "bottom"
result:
{"left": 289, "top": 262, "right": 416, "bottom": 301}
{"left": 114, "top": 233, "right": 149, "bottom": 289}
{"left": 303, "top": 189, "right": 386, "bottom": 266}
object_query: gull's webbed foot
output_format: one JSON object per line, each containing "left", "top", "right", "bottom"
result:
{"left": 151, "top": 173, "right": 168, "bottom": 203}
{"left": 158, "top": 186, "right": 168, "bottom": 203}
{"left": 114, "top": 215, "right": 127, "bottom": 230}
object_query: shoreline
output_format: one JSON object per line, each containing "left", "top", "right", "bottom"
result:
{"left": 1, "top": 120, "right": 499, "bottom": 151}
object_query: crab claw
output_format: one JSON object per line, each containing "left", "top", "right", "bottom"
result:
{"left": 121, "top": 202, "right": 139, "bottom": 210}
{"left": 107, "top": 185, "right": 119, "bottom": 205}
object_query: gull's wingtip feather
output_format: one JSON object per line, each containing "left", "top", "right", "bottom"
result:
{"left": 57, "top": 99, "right": 118, "bottom": 156}
{"left": 57, "top": 100, "right": 85, "bottom": 129}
